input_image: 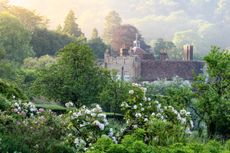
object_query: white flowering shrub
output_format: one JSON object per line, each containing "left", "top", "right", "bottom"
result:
{"left": 121, "top": 83, "right": 193, "bottom": 137}
{"left": 65, "top": 104, "right": 110, "bottom": 152}
{"left": 10, "top": 100, "right": 40, "bottom": 118}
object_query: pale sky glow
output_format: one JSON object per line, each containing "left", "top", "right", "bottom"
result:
{"left": 7, "top": 0, "right": 230, "bottom": 52}
{"left": 9, "top": 0, "right": 112, "bottom": 38}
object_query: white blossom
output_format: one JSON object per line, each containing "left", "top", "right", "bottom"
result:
{"left": 190, "top": 120, "right": 194, "bottom": 128}
{"left": 91, "top": 113, "right": 96, "bottom": 117}
{"left": 74, "top": 138, "right": 86, "bottom": 148}
{"left": 135, "top": 113, "right": 142, "bottom": 118}
{"left": 185, "top": 127, "right": 192, "bottom": 134}
{"left": 180, "top": 118, "right": 186, "bottom": 124}
{"left": 93, "top": 120, "right": 105, "bottom": 130}
{"left": 85, "top": 109, "right": 91, "bottom": 115}
{"left": 133, "top": 105, "right": 137, "bottom": 109}
{"left": 180, "top": 109, "right": 187, "bottom": 115}
{"left": 129, "top": 90, "right": 134, "bottom": 95}
{"left": 108, "top": 128, "right": 114, "bottom": 137}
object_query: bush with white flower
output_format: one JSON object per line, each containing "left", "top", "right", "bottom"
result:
{"left": 10, "top": 100, "right": 39, "bottom": 118}
{"left": 120, "top": 83, "right": 193, "bottom": 140}
{"left": 65, "top": 104, "right": 110, "bottom": 152}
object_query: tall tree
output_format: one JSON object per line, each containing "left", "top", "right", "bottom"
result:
{"left": 103, "top": 11, "right": 121, "bottom": 45}
{"left": 33, "top": 42, "right": 110, "bottom": 106}
{"left": 91, "top": 28, "right": 99, "bottom": 39}
{"left": 0, "top": 12, "right": 34, "bottom": 63}
{"left": 8, "top": 6, "right": 47, "bottom": 31}
{"left": 31, "top": 28, "right": 74, "bottom": 57}
{"left": 111, "top": 24, "right": 150, "bottom": 53}
{"left": 192, "top": 47, "right": 230, "bottom": 139}
{"left": 151, "top": 38, "right": 181, "bottom": 59}
{"left": 88, "top": 28, "right": 107, "bottom": 59}
{"left": 62, "top": 10, "right": 83, "bottom": 37}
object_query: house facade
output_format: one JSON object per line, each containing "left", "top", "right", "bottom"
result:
{"left": 104, "top": 37, "right": 204, "bottom": 82}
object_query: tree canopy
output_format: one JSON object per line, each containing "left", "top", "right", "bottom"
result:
{"left": 62, "top": 10, "right": 83, "bottom": 37}
{"left": 33, "top": 42, "right": 110, "bottom": 106}
{"left": 103, "top": 11, "right": 122, "bottom": 45}
{"left": 31, "top": 28, "right": 74, "bottom": 57}
{"left": 111, "top": 24, "right": 150, "bottom": 53}
{"left": 0, "top": 12, "right": 34, "bottom": 63}
{"left": 192, "top": 47, "right": 230, "bottom": 138}
{"left": 88, "top": 28, "right": 107, "bottom": 59}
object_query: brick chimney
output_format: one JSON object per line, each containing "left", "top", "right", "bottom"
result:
{"left": 120, "top": 48, "right": 129, "bottom": 56}
{"left": 183, "top": 45, "right": 193, "bottom": 61}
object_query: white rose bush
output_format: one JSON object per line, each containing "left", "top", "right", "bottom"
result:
{"left": 63, "top": 104, "right": 111, "bottom": 152}
{"left": 120, "top": 83, "right": 194, "bottom": 145}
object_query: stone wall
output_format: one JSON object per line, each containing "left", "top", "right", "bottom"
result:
{"left": 105, "top": 55, "right": 141, "bottom": 81}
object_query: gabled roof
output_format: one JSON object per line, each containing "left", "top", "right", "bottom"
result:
{"left": 141, "top": 60, "right": 204, "bottom": 81}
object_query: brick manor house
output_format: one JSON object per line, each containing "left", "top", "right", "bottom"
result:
{"left": 104, "top": 36, "right": 204, "bottom": 82}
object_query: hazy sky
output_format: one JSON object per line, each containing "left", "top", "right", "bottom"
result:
{"left": 8, "top": 0, "right": 230, "bottom": 53}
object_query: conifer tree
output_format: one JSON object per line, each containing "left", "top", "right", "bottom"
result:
{"left": 62, "top": 10, "right": 83, "bottom": 37}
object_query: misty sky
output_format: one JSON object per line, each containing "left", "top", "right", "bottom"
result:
{"left": 8, "top": 0, "right": 230, "bottom": 53}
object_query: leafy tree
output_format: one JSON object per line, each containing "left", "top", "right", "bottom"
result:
{"left": 88, "top": 38, "right": 107, "bottom": 59}
{"left": 88, "top": 28, "right": 107, "bottom": 59}
{"left": 111, "top": 24, "right": 150, "bottom": 53}
{"left": 33, "top": 42, "right": 110, "bottom": 107}
{"left": 62, "top": 10, "right": 83, "bottom": 37}
{"left": 0, "top": 79, "right": 26, "bottom": 100}
{"left": 192, "top": 47, "right": 230, "bottom": 139}
{"left": 8, "top": 6, "right": 47, "bottom": 31}
{"left": 0, "top": 60, "right": 18, "bottom": 80}
{"left": 31, "top": 28, "right": 74, "bottom": 57}
{"left": 91, "top": 28, "right": 99, "bottom": 39}
{"left": 151, "top": 38, "right": 181, "bottom": 59}
{"left": 172, "top": 29, "right": 208, "bottom": 59}
{"left": 99, "top": 78, "right": 131, "bottom": 113}
{"left": 23, "top": 55, "right": 56, "bottom": 70}
{"left": 56, "top": 24, "right": 62, "bottom": 33}
{"left": 0, "top": 12, "right": 34, "bottom": 63}
{"left": 103, "top": 11, "right": 122, "bottom": 45}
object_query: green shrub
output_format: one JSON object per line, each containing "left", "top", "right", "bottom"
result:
{"left": 46, "top": 143, "right": 75, "bottom": 153}
{"left": 146, "top": 118, "right": 186, "bottom": 146}
{"left": 204, "top": 140, "right": 223, "bottom": 153}
{"left": 0, "top": 79, "right": 26, "bottom": 100}
{"left": 166, "top": 143, "right": 194, "bottom": 153}
{"left": 107, "top": 144, "right": 128, "bottom": 153}
{"left": 0, "top": 94, "right": 11, "bottom": 111}
{"left": 225, "top": 140, "right": 230, "bottom": 151}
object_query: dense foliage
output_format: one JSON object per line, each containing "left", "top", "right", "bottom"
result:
{"left": 0, "top": 2, "right": 229, "bottom": 153}
{"left": 0, "top": 12, "right": 34, "bottom": 63}
{"left": 31, "top": 28, "right": 74, "bottom": 57}
{"left": 193, "top": 47, "right": 230, "bottom": 139}
{"left": 33, "top": 42, "right": 110, "bottom": 107}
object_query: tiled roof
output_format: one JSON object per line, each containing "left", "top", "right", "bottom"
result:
{"left": 141, "top": 60, "right": 204, "bottom": 81}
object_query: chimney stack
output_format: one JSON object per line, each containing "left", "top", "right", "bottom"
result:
{"left": 120, "top": 48, "right": 129, "bottom": 57}
{"left": 183, "top": 45, "right": 193, "bottom": 61}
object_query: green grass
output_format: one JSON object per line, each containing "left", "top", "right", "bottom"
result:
{"left": 35, "top": 103, "right": 67, "bottom": 111}
{"left": 35, "top": 103, "right": 124, "bottom": 119}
